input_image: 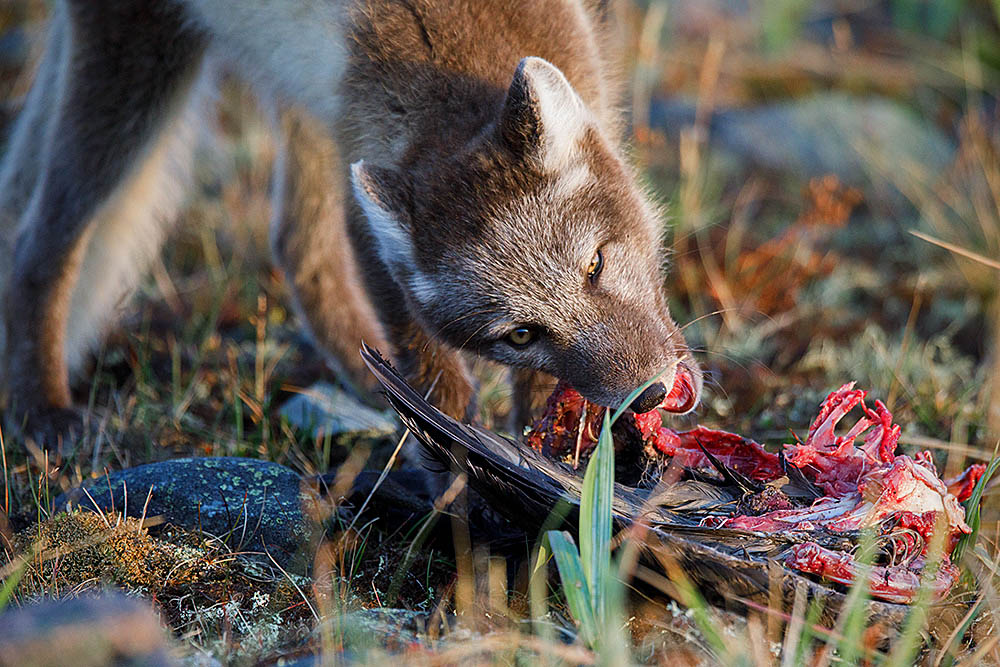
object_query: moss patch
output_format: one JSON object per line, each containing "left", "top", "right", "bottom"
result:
{"left": 11, "top": 511, "right": 209, "bottom": 595}
{"left": 7, "top": 511, "right": 313, "bottom": 662}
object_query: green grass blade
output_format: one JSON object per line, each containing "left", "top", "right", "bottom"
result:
{"left": 831, "top": 528, "right": 877, "bottom": 665}
{"left": 530, "top": 541, "right": 554, "bottom": 644}
{"left": 547, "top": 367, "right": 687, "bottom": 653}
{"left": 887, "top": 512, "right": 953, "bottom": 667}
{"left": 793, "top": 596, "right": 828, "bottom": 666}
{"left": 610, "top": 368, "right": 670, "bottom": 426}
{"left": 665, "top": 563, "right": 730, "bottom": 661}
{"left": 938, "top": 597, "right": 986, "bottom": 667}
{"left": 0, "top": 556, "right": 28, "bottom": 613}
{"left": 952, "top": 451, "right": 999, "bottom": 563}
{"left": 579, "top": 410, "right": 615, "bottom": 623}
{"left": 547, "top": 530, "right": 599, "bottom": 647}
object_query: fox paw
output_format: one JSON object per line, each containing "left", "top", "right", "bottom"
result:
{"left": 15, "top": 406, "right": 89, "bottom": 453}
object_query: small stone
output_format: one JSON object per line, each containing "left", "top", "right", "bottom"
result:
{"left": 279, "top": 382, "right": 397, "bottom": 438}
{"left": 0, "top": 593, "right": 178, "bottom": 667}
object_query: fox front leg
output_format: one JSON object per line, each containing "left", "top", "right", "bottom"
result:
{"left": 270, "top": 107, "right": 391, "bottom": 398}
{"left": 2, "top": 1, "right": 205, "bottom": 447}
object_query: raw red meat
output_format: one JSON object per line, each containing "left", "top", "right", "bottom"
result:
{"left": 522, "top": 379, "right": 984, "bottom": 604}
{"left": 652, "top": 426, "right": 782, "bottom": 481}
{"left": 660, "top": 366, "right": 699, "bottom": 413}
{"left": 783, "top": 383, "right": 900, "bottom": 496}
{"left": 945, "top": 464, "right": 987, "bottom": 503}
{"left": 524, "top": 382, "right": 604, "bottom": 462}
{"left": 525, "top": 377, "right": 701, "bottom": 464}
{"left": 525, "top": 381, "right": 780, "bottom": 477}
{"left": 786, "top": 542, "right": 959, "bottom": 605}
{"left": 705, "top": 385, "right": 973, "bottom": 602}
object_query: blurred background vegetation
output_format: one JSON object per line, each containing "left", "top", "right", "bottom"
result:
{"left": 1, "top": 0, "right": 998, "bottom": 663}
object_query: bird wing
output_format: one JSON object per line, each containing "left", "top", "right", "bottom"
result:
{"left": 362, "top": 343, "right": 734, "bottom": 528}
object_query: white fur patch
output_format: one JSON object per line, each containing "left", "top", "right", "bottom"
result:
{"left": 349, "top": 161, "right": 413, "bottom": 274}
{"left": 182, "top": 0, "right": 347, "bottom": 123}
{"left": 64, "top": 62, "right": 212, "bottom": 374}
{"left": 520, "top": 57, "right": 588, "bottom": 171}
{"left": 409, "top": 270, "right": 439, "bottom": 309}
{"left": 552, "top": 162, "right": 592, "bottom": 200}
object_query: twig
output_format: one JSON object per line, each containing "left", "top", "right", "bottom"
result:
{"left": 1, "top": 423, "right": 8, "bottom": 515}
{"left": 80, "top": 486, "right": 111, "bottom": 529}
{"left": 139, "top": 485, "right": 155, "bottom": 532}
{"left": 573, "top": 402, "right": 588, "bottom": 469}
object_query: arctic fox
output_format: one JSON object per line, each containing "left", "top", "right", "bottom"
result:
{"left": 0, "top": 0, "right": 700, "bottom": 439}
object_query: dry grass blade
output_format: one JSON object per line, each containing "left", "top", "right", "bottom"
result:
{"left": 2, "top": 1, "right": 998, "bottom": 663}
{"left": 264, "top": 543, "right": 319, "bottom": 623}
{"left": 898, "top": 433, "right": 995, "bottom": 461}
{"left": 343, "top": 371, "right": 440, "bottom": 536}
{"left": 910, "top": 230, "right": 1000, "bottom": 271}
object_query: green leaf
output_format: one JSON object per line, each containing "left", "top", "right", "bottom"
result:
{"left": 579, "top": 410, "right": 615, "bottom": 622}
{"left": 540, "top": 368, "right": 677, "bottom": 654}
{"left": 547, "top": 530, "right": 598, "bottom": 647}
{"left": 952, "top": 452, "right": 1000, "bottom": 563}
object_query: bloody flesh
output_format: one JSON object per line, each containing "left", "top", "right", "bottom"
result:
{"left": 523, "top": 380, "right": 982, "bottom": 603}
{"left": 659, "top": 366, "right": 698, "bottom": 413}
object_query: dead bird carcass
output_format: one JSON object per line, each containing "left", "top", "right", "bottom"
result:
{"left": 360, "top": 343, "right": 982, "bottom": 634}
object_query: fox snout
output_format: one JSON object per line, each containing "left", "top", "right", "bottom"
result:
{"left": 630, "top": 382, "right": 668, "bottom": 413}
{"left": 625, "top": 355, "right": 702, "bottom": 415}
{"left": 558, "top": 327, "right": 703, "bottom": 416}
{"left": 621, "top": 356, "right": 703, "bottom": 415}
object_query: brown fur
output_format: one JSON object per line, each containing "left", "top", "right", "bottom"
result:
{"left": 271, "top": 107, "right": 389, "bottom": 395}
{"left": 336, "top": 1, "right": 698, "bottom": 414}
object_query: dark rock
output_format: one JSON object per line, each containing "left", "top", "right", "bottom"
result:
{"left": 55, "top": 457, "right": 316, "bottom": 568}
{"left": 0, "top": 592, "right": 177, "bottom": 667}
{"left": 320, "top": 468, "right": 533, "bottom": 572}
{"left": 328, "top": 469, "right": 437, "bottom": 519}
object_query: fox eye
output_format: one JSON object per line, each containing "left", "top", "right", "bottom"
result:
{"left": 506, "top": 326, "right": 536, "bottom": 347}
{"left": 587, "top": 249, "right": 604, "bottom": 284}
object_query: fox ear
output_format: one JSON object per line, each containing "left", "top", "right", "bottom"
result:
{"left": 498, "top": 57, "right": 589, "bottom": 171}
{"left": 350, "top": 160, "right": 413, "bottom": 272}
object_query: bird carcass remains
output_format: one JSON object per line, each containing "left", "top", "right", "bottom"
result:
{"left": 360, "top": 344, "right": 985, "bottom": 629}
{"left": 525, "top": 381, "right": 985, "bottom": 605}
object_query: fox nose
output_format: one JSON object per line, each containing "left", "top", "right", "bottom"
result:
{"left": 629, "top": 382, "right": 667, "bottom": 414}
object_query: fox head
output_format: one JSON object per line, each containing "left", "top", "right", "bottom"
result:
{"left": 351, "top": 57, "right": 701, "bottom": 414}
